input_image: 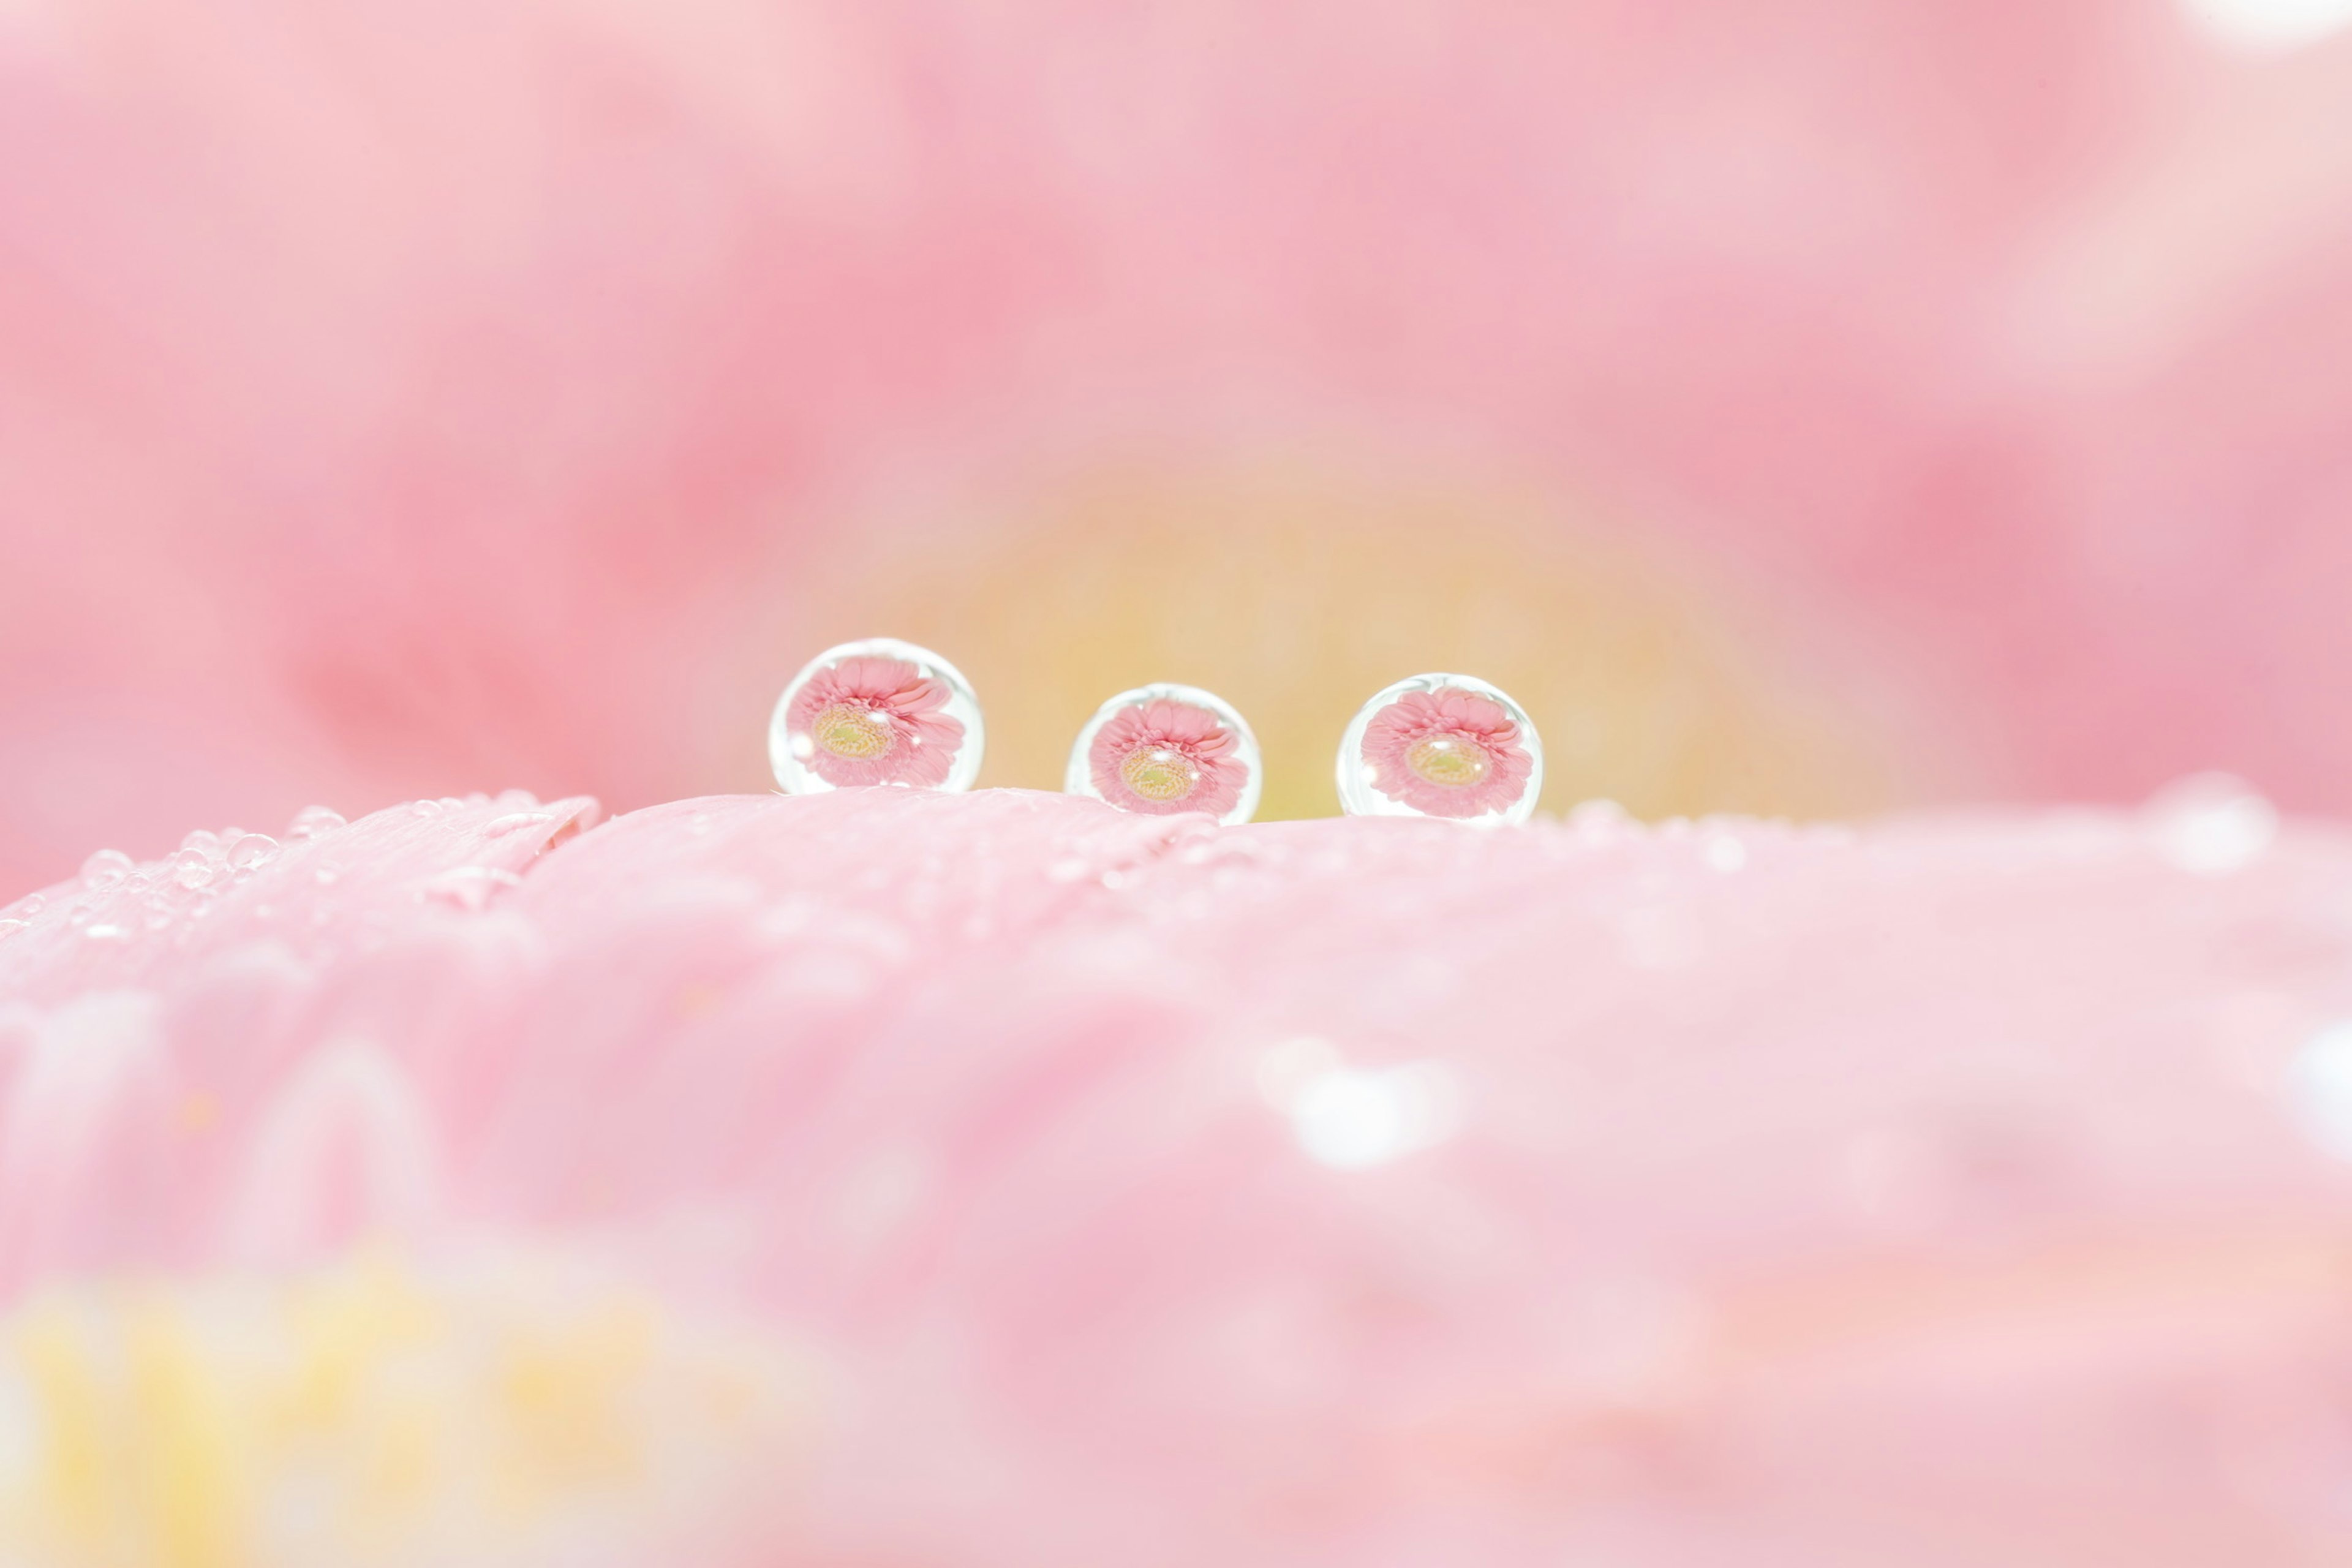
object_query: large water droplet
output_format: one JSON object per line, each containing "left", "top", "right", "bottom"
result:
{"left": 1065, "top": 684, "right": 1262, "bottom": 825}
{"left": 1336, "top": 674, "right": 1543, "bottom": 824}
{"left": 769, "top": 637, "right": 986, "bottom": 795}
{"left": 171, "top": 850, "right": 217, "bottom": 891}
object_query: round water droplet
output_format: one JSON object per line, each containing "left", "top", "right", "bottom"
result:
{"left": 1336, "top": 673, "right": 1543, "bottom": 824}
{"left": 769, "top": 638, "right": 984, "bottom": 795}
{"left": 171, "top": 849, "right": 216, "bottom": 891}
{"left": 287, "top": 805, "right": 346, "bottom": 840}
{"left": 1065, "top": 684, "right": 1261, "bottom": 824}
{"left": 79, "top": 848, "right": 134, "bottom": 889}
{"left": 227, "top": 833, "right": 279, "bottom": 870}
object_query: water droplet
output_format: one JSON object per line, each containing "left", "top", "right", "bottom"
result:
{"left": 769, "top": 637, "right": 986, "bottom": 795}
{"left": 78, "top": 848, "right": 134, "bottom": 889}
{"left": 2146, "top": 773, "right": 2277, "bottom": 876}
{"left": 287, "top": 805, "right": 346, "bottom": 840}
{"left": 179, "top": 829, "right": 222, "bottom": 856}
{"left": 1336, "top": 674, "right": 1543, "bottom": 824}
{"left": 227, "top": 833, "right": 279, "bottom": 870}
{"left": 412, "top": 800, "right": 443, "bottom": 818}
{"left": 172, "top": 850, "right": 216, "bottom": 891}
{"left": 13, "top": 895, "right": 42, "bottom": 917}
{"left": 0, "top": 919, "right": 26, "bottom": 939}
{"left": 1065, "top": 683, "right": 1262, "bottom": 824}
{"left": 483, "top": 812, "right": 557, "bottom": 839}
{"left": 416, "top": 865, "right": 524, "bottom": 911}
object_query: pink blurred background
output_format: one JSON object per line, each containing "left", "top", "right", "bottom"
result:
{"left": 9, "top": 0, "right": 2352, "bottom": 894}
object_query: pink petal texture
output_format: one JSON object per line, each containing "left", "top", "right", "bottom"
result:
{"left": 6, "top": 785, "right": 2352, "bottom": 1560}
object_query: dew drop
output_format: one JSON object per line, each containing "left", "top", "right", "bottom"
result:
{"left": 769, "top": 637, "right": 985, "bottom": 795}
{"left": 172, "top": 850, "right": 217, "bottom": 891}
{"left": 483, "top": 812, "right": 557, "bottom": 839}
{"left": 412, "top": 800, "right": 443, "bottom": 818}
{"left": 287, "top": 805, "right": 347, "bottom": 840}
{"left": 1336, "top": 674, "right": 1543, "bottom": 825}
{"left": 227, "top": 833, "right": 279, "bottom": 870}
{"left": 78, "top": 848, "right": 135, "bottom": 889}
{"left": 179, "top": 829, "right": 223, "bottom": 856}
{"left": 1065, "top": 683, "right": 1261, "bottom": 825}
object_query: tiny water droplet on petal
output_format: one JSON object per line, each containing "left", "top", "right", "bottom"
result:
{"left": 287, "top": 805, "right": 347, "bottom": 839}
{"left": 227, "top": 833, "right": 279, "bottom": 870}
{"left": 483, "top": 812, "right": 557, "bottom": 839}
{"left": 78, "top": 848, "right": 134, "bottom": 889}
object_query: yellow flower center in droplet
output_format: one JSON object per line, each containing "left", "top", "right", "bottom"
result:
{"left": 1406, "top": 733, "right": 1490, "bottom": 788}
{"left": 1120, "top": 745, "right": 1198, "bottom": 803}
{"left": 812, "top": 704, "right": 894, "bottom": 761}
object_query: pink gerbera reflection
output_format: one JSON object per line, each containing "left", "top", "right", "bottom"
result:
{"left": 1088, "top": 699, "right": 1247, "bottom": 817}
{"left": 786, "top": 657, "right": 963, "bottom": 788}
{"left": 1362, "top": 687, "right": 1531, "bottom": 818}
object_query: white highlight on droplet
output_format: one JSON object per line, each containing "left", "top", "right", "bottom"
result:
{"left": 1256, "top": 1036, "right": 1463, "bottom": 1169}
{"left": 2144, "top": 772, "right": 2278, "bottom": 876}
{"left": 2288, "top": 1021, "right": 2352, "bottom": 1158}
{"left": 2180, "top": 0, "right": 2352, "bottom": 53}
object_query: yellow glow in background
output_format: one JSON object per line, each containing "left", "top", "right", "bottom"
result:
{"left": 791, "top": 458, "right": 1915, "bottom": 823}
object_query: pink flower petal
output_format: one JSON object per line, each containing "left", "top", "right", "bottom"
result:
{"left": 3, "top": 791, "right": 2351, "bottom": 1559}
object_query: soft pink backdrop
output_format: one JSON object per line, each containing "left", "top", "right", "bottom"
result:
{"left": 8, "top": 0, "right": 2352, "bottom": 891}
